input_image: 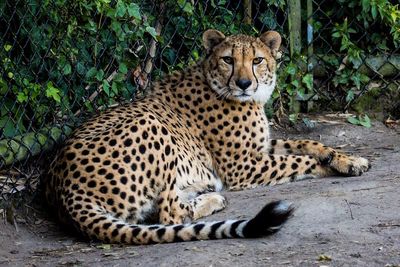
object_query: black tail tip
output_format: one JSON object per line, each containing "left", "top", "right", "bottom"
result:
{"left": 242, "top": 200, "right": 294, "bottom": 238}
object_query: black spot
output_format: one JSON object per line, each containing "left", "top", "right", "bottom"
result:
{"left": 123, "top": 155, "right": 131, "bottom": 163}
{"left": 88, "top": 181, "right": 97, "bottom": 188}
{"left": 85, "top": 165, "right": 95, "bottom": 172}
{"left": 99, "top": 186, "right": 108, "bottom": 194}
{"left": 112, "top": 187, "right": 120, "bottom": 194}
{"left": 120, "top": 176, "right": 128, "bottom": 184}
{"left": 105, "top": 173, "right": 114, "bottom": 180}
{"left": 74, "top": 143, "right": 83, "bottom": 149}
{"left": 97, "top": 147, "right": 106, "bottom": 154}
{"left": 279, "top": 163, "right": 286, "bottom": 170}
{"left": 165, "top": 145, "right": 171, "bottom": 156}
{"left": 103, "top": 223, "right": 112, "bottom": 229}
{"left": 111, "top": 229, "right": 119, "bottom": 237}
{"left": 211, "top": 128, "right": 219, "bottom": 135}
{"left": 130, "top": 125, "right": 138, "bottom": 132}
{"left": 161, "top": 127, "right": 168, "bottom": 135}
{"left": 139, "top": 145, "right": 146, "bottom": 154}
{"left": 98, "top": 168, "right": 107, "bottom": 175}
{"left": 109, "top": 139, "right": 117, "bottom": 146}
{"left": 66, "top": 152, "right": 76, "bottom": 161}
{"left": 124, "top": 138, "right": 133, "bottom": 147}
{"left": 131, "top": 163, "right": 137, "bottom": 171}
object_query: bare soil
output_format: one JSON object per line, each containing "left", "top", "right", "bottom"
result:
{"left": 1, "top": 117, "right": 399, "bottom": 267}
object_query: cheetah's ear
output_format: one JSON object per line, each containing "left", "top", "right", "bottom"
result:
{"left": 202, "top": 29, "right": 226, "bottom": 52}
{"left": 259, "top": 31, "right": 281, "bottom": 58}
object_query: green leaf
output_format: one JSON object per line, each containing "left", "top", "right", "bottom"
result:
{"left": 290, "top": 80, "right": 299, "bottom": 88}
{"left": 346, "top": 90, "right": 354, "bottom": 102}
{"left": 371, "top": 5, "right": 377, "bottom": 19}
{"left": 286, "top": 63, "right": 296, "bottom": 75}
{"left": 115, "top": 0, "right": 126, "bottom": 17}
{"left": 4, "top": 44, "right": 12, "bottom": 52}
{"left": 86, "top": 67, "right": 97, "bottom": 79}
{"left": 16, "top": 92, "right": 28, "bottom": 103}
{"left": 76, "top": 62, "right": 85, "bottom": 75}
{"left": 302, "top": 74, "right": 313, "bottom": 90}
{"left": 62, "top": 63, "right": 72, "bottom": 75}
{"left": 102, "top": 80, "right": 110, "bottom": 96}
{"left": 95, "top": 69, "right": 104, "bottom": 81}
{"left": 127, "top": 3, "right": 141, "bottom": 19}
{"left": 0, "top": 117, "right": 17, "bottom": 137}
{"left": 359, "top": 115, "right": 372, "bottom": 128}
{"left": 46, "top": 82, "right": 61, "bottom": 103}
{"left": 332, "top": 32, "right": 341, "bottom": 38}
{"left": 145, "top": 26, "right": 157, "bottom": 39}
{"left": 119, "top": 63, "right": 128, "bottom": 74}
{"left": 347, "top": 116, "right": 360, "bottom": 125}
{"left": 111, "top": 81, "right": 119, "bottom": 95}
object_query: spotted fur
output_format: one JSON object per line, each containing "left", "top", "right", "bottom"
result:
{"left": 45, "top": 30, "right": 370, "bottom": 245}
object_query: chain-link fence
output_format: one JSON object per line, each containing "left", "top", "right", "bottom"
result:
{"left": 1, "top": 0, "right": 399, "bottom": 208}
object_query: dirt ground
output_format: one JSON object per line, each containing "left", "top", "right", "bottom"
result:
{"left": 0, "top": 116, "right": 399, "bottom": 267}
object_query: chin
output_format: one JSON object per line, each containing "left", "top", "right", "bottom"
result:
{"left": 233, "top": 95, "right": 252, "bottom": 102}
{"left": 251, "top": 81, "right": 276, "bottom": 103}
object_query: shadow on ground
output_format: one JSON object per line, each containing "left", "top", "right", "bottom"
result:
{"left": 1, "top": 117, "right": 399, "bottom": 267}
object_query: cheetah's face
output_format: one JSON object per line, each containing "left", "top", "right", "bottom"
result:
{"left": 202, "top": 30, "right": 281, "bottom": 103}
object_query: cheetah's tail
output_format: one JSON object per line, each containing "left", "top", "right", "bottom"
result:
{"left": 81, "top": 200, "right": 294, "bottom": 245}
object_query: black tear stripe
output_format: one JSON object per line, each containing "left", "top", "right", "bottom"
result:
{"left": 251, "top": 43, "right": 259, "bottom": 85}
{"left": 208, "top": 221, "right": 226, "bottom": 239}
{"left": 227, "top": 44, "right": 235, "bottom": 89}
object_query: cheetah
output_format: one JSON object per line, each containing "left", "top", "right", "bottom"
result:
{"left": 45, "top": 29, "right": 370, "bottom": 245}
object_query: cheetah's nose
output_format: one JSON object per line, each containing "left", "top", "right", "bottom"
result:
{"left": 235, "top": 79, "right": 252, "bottom": 90}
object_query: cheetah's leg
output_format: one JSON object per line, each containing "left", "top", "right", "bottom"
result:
{"left": 175, "top": 181, "right": 226, "bottom": 221}
{"left": 268, "top": 139, "right": 370, "bottom": 176}
{"left": 158, "top": 183, "right": 193, "bottom": 225}
{"left": 227, "top": 154, "right": 335, "bottom": 191}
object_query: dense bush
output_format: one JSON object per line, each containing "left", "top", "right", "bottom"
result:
{"left": 0, "top": 0, "right": 399, "bottom": 139}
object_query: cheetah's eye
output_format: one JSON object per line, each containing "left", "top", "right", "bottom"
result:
{"left": 221, "top": 56, "right": 233, "bottom": 64}
{"left": 253, "top": 57, "right": 264, "bottom": 65}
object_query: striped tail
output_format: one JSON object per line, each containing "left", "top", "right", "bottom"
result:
{"left": 77, "top": 200, "right": 294, "bottom": 245}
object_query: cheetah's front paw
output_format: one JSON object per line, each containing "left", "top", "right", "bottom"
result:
{"left": 330, "top": 154, "right": 371, "bottom": 176}
{"left": 190, "top": 193, "right": 227, "bottom": 220}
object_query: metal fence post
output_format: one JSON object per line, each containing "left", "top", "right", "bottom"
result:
{"left": 288, "top": 0, "right": 302, "bottom": 113}
{"left": 306, "top": 0, "right": 314, "bottom": 111}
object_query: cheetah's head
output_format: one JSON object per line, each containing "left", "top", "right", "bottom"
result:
{"left": 202, "top": 30, "right": 281, "bottom": 103}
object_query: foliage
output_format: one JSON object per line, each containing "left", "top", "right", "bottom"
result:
{"left": 347, "top": 114, "right": 372, "bottom": 128}
{"left": 314, "top": 0, "right": 399, "bottom": 110}
{"left": 0, "top": 0, "right": 156, "bottom": 138}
